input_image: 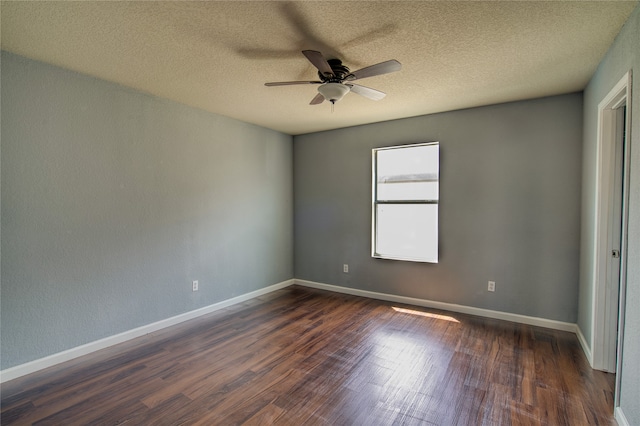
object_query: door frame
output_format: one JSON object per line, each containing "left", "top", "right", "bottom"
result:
{"left": 591, "top": 70, "right": 631, "bottom": 387}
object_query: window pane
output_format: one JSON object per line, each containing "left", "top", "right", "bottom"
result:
{"left": 376, "top": 144, "right": 439, "bottom": 186}
{"left": 375, "top": 203, "right": 438, "bottom": 262}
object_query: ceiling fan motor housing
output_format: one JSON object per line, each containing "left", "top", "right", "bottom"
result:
{"left": 319, "top": 59, "right": 351, "bottom": 82}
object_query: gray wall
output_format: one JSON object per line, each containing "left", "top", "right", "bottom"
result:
{"left": 579, "top": 4, "right": 640, "bottom": 423}
{"left": 294, "top": 94, "right": 583, "bottom": 323}
{"left": 1, "top": 52, "right": 293, "bottom": 370}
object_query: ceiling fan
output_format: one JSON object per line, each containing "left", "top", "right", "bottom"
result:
{"left": 265, "top": 50, "right": 402, "bottom": 106}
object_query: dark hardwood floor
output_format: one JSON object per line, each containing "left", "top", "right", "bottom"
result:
{"left": 2, "top": 285, "right": 616, "bottom": 425}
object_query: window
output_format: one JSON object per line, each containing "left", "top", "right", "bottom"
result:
{"left": 372, "top": 142, "right": 439, "bottom": 263}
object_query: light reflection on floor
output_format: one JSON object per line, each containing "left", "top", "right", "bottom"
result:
{"left": 392, "top": 306, "right": 460, "bottom": 323}
{"left": 338, "top": 305, "right": 463, "bottom": 418}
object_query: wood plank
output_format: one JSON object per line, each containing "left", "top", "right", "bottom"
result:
{"left": 1, "top": 286, "right": 616, "bottom": 425}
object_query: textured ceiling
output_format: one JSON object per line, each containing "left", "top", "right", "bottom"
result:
{"left": 1, "top": 1, "right": 637, "bottom": 135}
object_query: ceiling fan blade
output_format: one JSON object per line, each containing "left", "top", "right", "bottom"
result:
{"left": 265, "top": 81, "right": 322, "bottom": 86}
{"left": 347, "top": 60, "right": 402, "bottom": 81}
{"left": 347, "top": 84, "right": 386, "bottom": 101}
{"left": 302, "top": 50, "right": 334, "bottom": 77}
{"left": 310, "top": 93, "right": 325, "bottom": 105}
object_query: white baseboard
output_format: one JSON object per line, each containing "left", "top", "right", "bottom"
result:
{"left": 295, "top": 279, "right": 577, "bottom": 333}
{"left": 0, "top": 279, "right": 294, "bottom": 384}
{"left": 576, "top": 325, "right": 593, "bottom": 366}
{"left": 615, "top": 406, "right": 630, "bottom": 426}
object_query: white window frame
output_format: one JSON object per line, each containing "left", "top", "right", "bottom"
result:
{"left": 371, "top": 142, "right": 439, "bottom": 263}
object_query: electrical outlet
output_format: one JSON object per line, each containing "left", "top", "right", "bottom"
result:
{"left": 488, "top": 281, "right": 495, "bottom": 292}
{"left": 192, "top": 280, "right": 199, "bottom": 292}
{"left": 343, "top": 264, "right": 349, "bottom": 273}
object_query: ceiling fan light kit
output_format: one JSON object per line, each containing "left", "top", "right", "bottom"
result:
{"left": 317, "top": 82, "right": 350, "bottom": 104}
{"left": 265, "top": 50, "right": 402, "bottom": 107}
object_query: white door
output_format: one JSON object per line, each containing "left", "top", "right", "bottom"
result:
{"left": 604, "top": 105, "right": 625, "bottom": 372}
{"left": 592, "top": 71, "right": 630, "bottom": 379}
